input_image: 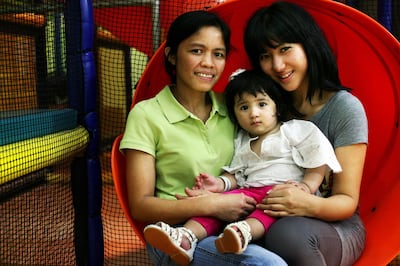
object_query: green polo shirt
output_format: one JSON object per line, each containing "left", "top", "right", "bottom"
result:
{"left": 120, "top": 86, "right": 235, "bottom": 199}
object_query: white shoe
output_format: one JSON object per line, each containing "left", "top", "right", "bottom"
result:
{"left": 215, "top": 221, "right": 252, "bottom": 254}
{"left": 144, "top": 221, "right": 198, "bottom": 266}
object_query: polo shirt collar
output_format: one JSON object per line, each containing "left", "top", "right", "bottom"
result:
{"left": 156, "top": 85, "right": 228, "bottom": 124}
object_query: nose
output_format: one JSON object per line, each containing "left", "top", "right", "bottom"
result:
{"left": 201, "top": 53, "right": 213, "bottom": 67}
{"left": 250, "top": 106, "right": 259, "bottom": 118}
{"left": 272, "top": 56, "right": 285, "bottom": 72}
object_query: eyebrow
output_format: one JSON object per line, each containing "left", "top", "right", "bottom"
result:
{"left": 234, "top": 96, "right": 247, "bottom": 105}
{"left": 189, "top": 42, "right": 226, "bottom": 50}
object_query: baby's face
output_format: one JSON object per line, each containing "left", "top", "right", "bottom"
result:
{"left": 234, "top": 92, "right": 280, "bottom": 138}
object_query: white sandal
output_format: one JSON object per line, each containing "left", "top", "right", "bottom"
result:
{"left": 143, "top": 221, "right": 198, "bottom": 266}
{"left": 215, "top": 221, "right": 252, "bottom": 254}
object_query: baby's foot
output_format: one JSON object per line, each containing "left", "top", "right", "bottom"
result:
{"left": 215, "top": 221, "right": 252, "bottom": 254}
{"left": 180, "top": 233, "right": 191, "bottom": 250}
{"left": 144, "top": 222, "right": 198, "bottom": 265}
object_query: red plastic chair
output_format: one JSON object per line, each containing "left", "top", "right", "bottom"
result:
{"left": 111, "top": 134, "right": 146, "bottom": 244}
{"left": 112, "top": 0, "right": 400, "bottom": 263}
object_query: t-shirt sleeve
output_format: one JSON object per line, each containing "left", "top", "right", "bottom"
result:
{"left": 119, "top": 103, "right": 158, "bottom": 157}
{"left": 312, "top": 92, "right": 368, "bottom": 149}
{"left": 331, "top": 94, "right": 368, "bottom": 148}
{"left": 284, "top": 120, "right": 342, "bottom": 173}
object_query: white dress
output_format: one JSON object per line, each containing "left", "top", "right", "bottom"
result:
{"left": 223, "top": 119, "right": 342, "bottom": 188}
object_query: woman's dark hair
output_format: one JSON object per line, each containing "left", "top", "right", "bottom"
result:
{"left": 244, "top": 1, "right": 346, "bottom": 103}
{"left": 165, "top": 10, "right": 231, "bottom": 82}
{"left": 224, "top": 69, "right": 290, "bottom": 127}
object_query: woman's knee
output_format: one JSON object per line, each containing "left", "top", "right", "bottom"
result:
{"left": 264, "top": 217, "right": 341, "bottom": 266}
{"left": 265, "top": 217, "right": 314, "bottom": 253}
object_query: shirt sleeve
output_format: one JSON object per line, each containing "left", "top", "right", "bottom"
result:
{"left": 119, "top": 103, "right": 158, "bottom": 157}
{"left": 283, "top": 120, "right": 342, "bottom": 173}
{"left": 312, "top": 91, "right": 368, "bottom": 148}
{"left": 331, "top": 94, "right": 368, "bottom": 148}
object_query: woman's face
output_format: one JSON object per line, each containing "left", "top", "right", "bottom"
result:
{"left": 170, "top": 26, "right": 227, "bottom": 93}
{"left": 258, "top": 43, "right": 308, "bottom": 93}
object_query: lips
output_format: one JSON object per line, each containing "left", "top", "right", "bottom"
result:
{"left": 251, "top": 121, "right": 261, "bottom": 126}
{"left": 278, "top": 71, "right": 293, "bottom": 80}
{"left": 196, "top": 72, "right": 214, "bottom": 79}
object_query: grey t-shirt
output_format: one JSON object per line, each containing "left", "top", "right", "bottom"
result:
{"left": 311, "top": 90, "right": 368, "bottom": 149}
{"left": 311, "top": 90, "right": 368, "bottom": 265}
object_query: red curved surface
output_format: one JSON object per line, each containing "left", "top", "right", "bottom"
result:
{"left": 111, "top": 134, "right": 147, "bottom": 243}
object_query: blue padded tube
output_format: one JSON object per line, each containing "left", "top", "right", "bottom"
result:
{"left": 66, "top": 0, "right": 103, "bottom": 264}
{"left": 378, "top": 0, "right": 392, "bottom": 32}
{"left": 80, "top": 0, "right": 103, "bottom": 264}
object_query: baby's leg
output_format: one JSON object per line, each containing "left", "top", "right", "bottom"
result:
{"left": 215, "top": 210, "right": 275, "bottom": 254}
{"left": 245, "top": 217, "right": 266, "bottom": 241}
{"left": 182, "top": 219, "right": 208, "bottom": 250}
{"left": 247, "top": 207, "right": 276, "bottom": 239}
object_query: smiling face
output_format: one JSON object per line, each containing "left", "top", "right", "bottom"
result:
{"left": 259, "top": 43, "right": 309, "bottom": 94}
{"left": 234, "top": 91, "right": 280, "bottom": 138}
{"left": 167, "top": 26, "right": 227, "bottom": 93}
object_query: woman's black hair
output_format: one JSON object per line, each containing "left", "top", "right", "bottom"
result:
{"left": 224, "top": 69, "right": 291, "bottom": 127}
{"left": 244, "top": 1, "right": 347, "bottom": 103}
{"left": 165, "top": 10, "right": 231, "bottom": 82}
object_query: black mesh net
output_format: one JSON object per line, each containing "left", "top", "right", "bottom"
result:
{"left": 0, "top": 0, "right": 398, "bottom": 265}
{"left": 0, "top": 1, "right": 81, "bottom": 265}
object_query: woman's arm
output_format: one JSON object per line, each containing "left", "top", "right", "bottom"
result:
{"left": 317, "top": 143, "right": 366, "bottom": 220}
{"left": 259, "top": 143, "right": 366, "bottom": 221}
{"left": 125, "top": 149, "right": 257, "bottom": 225}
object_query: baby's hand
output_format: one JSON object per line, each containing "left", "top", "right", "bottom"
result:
{"left": 185, "top": 187, "right": 214, "bottom": 197}
{"left": 193, "top": 173, "right": 221, "bottom": 192}
{"left": 285, "top": 180, "right": 311, "bottom": 194}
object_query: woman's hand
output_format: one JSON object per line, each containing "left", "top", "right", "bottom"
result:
{"left": 177, "top": 190, "right": 257, "bottom": 222}
{"left": 258, "top": 183, "right": 315, "bottom": 217}
{"left": 212, "top": 193, "right": 257, "bottom": 221}
{"left": 175, "top": 187, "right": 215, "bottom": 199}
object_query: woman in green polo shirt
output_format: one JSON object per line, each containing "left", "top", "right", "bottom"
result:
{"left": 119, "top": 10, "right": 286, "bottom": 266}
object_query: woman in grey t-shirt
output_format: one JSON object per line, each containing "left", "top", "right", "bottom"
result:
{"left": 243, "top": 2, "right": 368, "bottom": 265}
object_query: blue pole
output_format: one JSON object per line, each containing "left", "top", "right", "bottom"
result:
{"left": 65, "top": 0, "right": 103, "bottom": 264}
{"left": 79, "top": 0, "right": 104, "bottom": 265}
{"left": 345, "top": 0, "right": 357, "bottom": 8}
{"left": 378, "top": 0, "right": 392, "bottom": 32}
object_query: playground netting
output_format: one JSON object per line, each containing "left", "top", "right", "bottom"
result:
{"left": 0, "top": 0, "right": 399, "bottom": 265}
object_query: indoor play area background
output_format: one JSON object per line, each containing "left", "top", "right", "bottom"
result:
{"left": 0, "top": 0, "right": 399, "bottom": 265}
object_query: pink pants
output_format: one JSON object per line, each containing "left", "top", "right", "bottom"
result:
{"left": 191, "top": 186, "right": 276, "bottom": 236}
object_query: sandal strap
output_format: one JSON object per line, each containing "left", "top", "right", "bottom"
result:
{"left": 179, "top": 227, "right": 198, "bottom": 246}
{"left": 156, "top": 222, "right": 198, "bottom": 248}
{"left": 145, "top": 222, "right": 198, "bottom": 264}
{"left": 156, "top": 221, "right": 183, "bottom": 246}
{"left": 228, "top": 221, "right": 252, "bottom": 247}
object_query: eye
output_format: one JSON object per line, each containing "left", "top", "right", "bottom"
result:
{"left": 280, "top": 46, "right": 291, "bottom": 53}
{"left": 259, "top": 53, "right": 270, "bottom": 61}
{"left": 214, "top": 51, "right": 226, "bottom": 58}
{"left": 259, "top": 102, "right": 267, "bottom": 107}
{"left": 238, "top": 105, "right": 248, "bottom": 111}
{"left": 191, "top": 49, "right": 202, "bottom": 54}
